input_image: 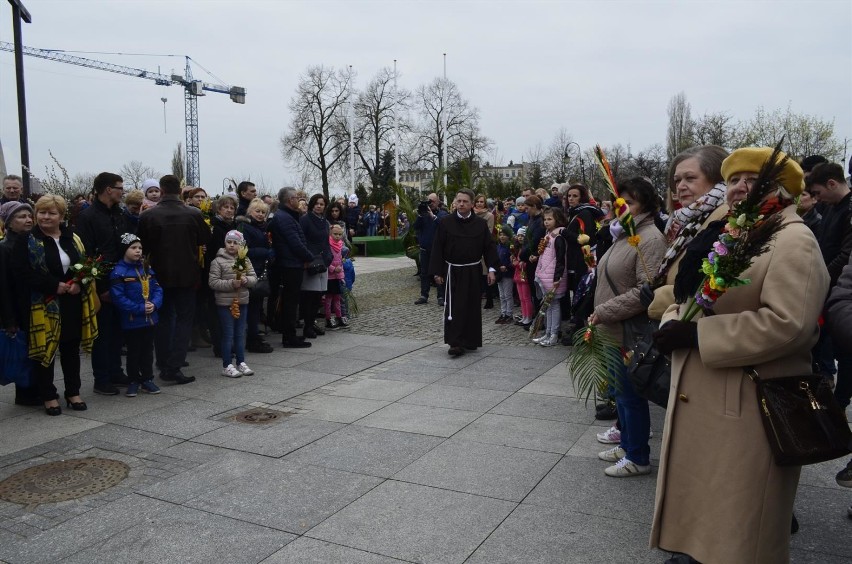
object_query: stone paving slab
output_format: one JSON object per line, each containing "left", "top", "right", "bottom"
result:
{"left": 186, "top": 461, "right": 383, "bottom": 534}
{"left": 398, "top": 383, "right": 511, "bottom": 412}
{"left": 324, "top": 377, "right": 427, "bottom": 402}
{"left": 393, "top": 438, "right": 560, "bottom": 502}
{"left": 117, "top": 397, "right": 232, "bottom": 439}
{"left": 307, "top": 480, "right": 516, "bottom": 563}
{"left": 355, "top": 403, "right": 481, "bottom": 438}
{"left": 453, "top": 413, "right": 586, "bottom": 454}
{"left": 524, "top": 456, "right": 658, "bottom": 524}
{"left": 466, "top": 503, "right": 665, "bottom": 564}
{"left": 60, "top": 497, "right": 295, "bottom": 564}
{"left": 283, "top": 425, "right": 444, "bottom": 478}
{"left": 489, "top": 391, "right": 596, "bottom": 424}
{"left": 264, "top": 536, "right": 407, "bottom": 563}
{"left": 0, "top": 410, "right": 103, "bottom": 456}
{"left": 280, "top": 393, "right": 390, "bottom": 424}
{"left": 191, "top": 415, "right": 344, "bottom": 457}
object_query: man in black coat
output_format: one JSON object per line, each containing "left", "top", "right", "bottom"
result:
{"left": 236, "top": 181, "right": 257, "bottom": 217}
{"left": 1, "top": 175, "right": 25, "bottom": 204}
{"left": 75, "top": 172, "right": 128, "bottom": 395}
{"left": 429, "top": 189, "right": 498, "bottom": 357}
{"left": 269, "top": 187, "right": 314, "bottom": 348}
{"left": 137, "top": 175, "right": 210, "bottom": 384}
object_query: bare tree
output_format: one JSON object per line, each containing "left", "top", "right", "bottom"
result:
{"left": 348, "top": 67, "right": 412, "bottom": 192}
{"left": 541, "top": 128, "right": 578, "bottom": 184}
{"left": 412, "top": 78, "right": 480, "bottom": 172}
{"left": 281, "top": 65, "right": 352, "bottom": 199}
{"left": 693, "top": 111, "right": 741, "bottom": 149}
{"left": 739, "top": 105, "right": 844, "bottom": 161}
{"left": 119, "top": 160, "right": 160, "bottom": 189}
{"left": 666, "top": 92, "right": 694, "bottom": 161}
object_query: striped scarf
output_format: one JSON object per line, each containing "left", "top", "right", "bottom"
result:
{"left": 27, "top": 233, "right": 99, "bottom": 367}
{"left": 656, "top": 183, "right": 727, "bottom": 282}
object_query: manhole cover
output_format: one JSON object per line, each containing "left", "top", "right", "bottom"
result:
{"left": 0, "top": 457, "right": 129, "bottom": 505}
{"left": 232, "top": 408, "right": 289, "bottom": 424}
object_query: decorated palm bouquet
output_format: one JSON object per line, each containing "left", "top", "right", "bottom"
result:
{"left": 230, "top": 244, "right": 249, "bottom": 319}
{"left": 70, "top": 255, "right": 113, "bottom": 285}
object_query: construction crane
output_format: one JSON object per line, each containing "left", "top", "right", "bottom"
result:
{"left": 0, "top": 41, "right": 246, "bottom": 187}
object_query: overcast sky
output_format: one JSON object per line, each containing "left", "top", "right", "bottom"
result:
{"left": 1, "top": 0, "right": 850, "bottom": 196}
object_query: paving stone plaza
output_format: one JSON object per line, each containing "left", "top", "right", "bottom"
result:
{"left": 0, "top": 257, "right": 848, "bottom": 563}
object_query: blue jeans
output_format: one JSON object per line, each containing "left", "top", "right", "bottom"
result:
{"left": 611, "top": 352, "right": 651, "bottom": 465}
{"left": 217, "top": 305, "right": 247, "bottom": 367}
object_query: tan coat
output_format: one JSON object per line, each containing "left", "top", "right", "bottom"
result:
{"left": 593, "top": 213, "right": 666, "bottom": 344}
{"left": 650, "top": 206, "right": 829, "bottom": 564}
{"left": 648, "top": 204, "right": 730, "bottom": 320}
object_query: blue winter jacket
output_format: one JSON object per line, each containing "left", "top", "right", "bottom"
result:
{"left": 109, "top": 259, "right": 164, "bottom": 330}
{"left": 269, "top": 206, "right": 314, "bottom": 269}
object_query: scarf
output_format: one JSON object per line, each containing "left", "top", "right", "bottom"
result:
{"left": 27, "top": 232, "right": 99, "bottom": 367}
{"left": 657, "top": 183, "right": 727, "bottom": 282}
{"left": 328, "top": 235, "right": 344, "bottom": 255}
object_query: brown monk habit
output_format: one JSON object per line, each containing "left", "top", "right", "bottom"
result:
{"left": 428, "top": 212, "right": 498, "bottom": 349}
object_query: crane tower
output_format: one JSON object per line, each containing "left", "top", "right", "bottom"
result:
{"left": 0, "top": 41, "right": 246, "bottom": 187}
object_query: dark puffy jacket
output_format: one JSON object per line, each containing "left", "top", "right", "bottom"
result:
{"left": 413, "top": 209, "right": 448, "bottom": 250}
{"left": 75, "top": 199, "right": 127, "bottom": 293}
{"left": 818, "top": 192, "right": 852, "bottom": 286}
{"left": 300, "top": 211, "right": 331, "bottom": 265}
{"left": 109, "top": 259, "right": 164, "bottom": 330}
{"left": 0, "top": 231, "right": 27, "bottom": 330}
{"left": 269, "top": 206, "right": 313, "bottom": 269}
{"left": 205, "top": 215, "right": 235, "bottom": 269}
{"left": 236, "top": 215, "right": 271, "bottom": 276}
{"left": 136, "top": 196, "right": 210, "bottom": 288}
{"left": 827, "top": 254, "right": 852, "bottom": 349}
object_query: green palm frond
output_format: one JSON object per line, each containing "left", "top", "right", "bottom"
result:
{"left": 567, "top": 325, "right": 624, "bottom": 404}
{"left": 343, "top": 288, "right": 359, "bottom": 316}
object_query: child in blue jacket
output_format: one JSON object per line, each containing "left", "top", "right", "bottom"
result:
{"left": 110, "top": 233, "right": 164, "bottom": 397}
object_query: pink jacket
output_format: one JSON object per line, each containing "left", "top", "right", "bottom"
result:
{"left": 535, "top": 227, "right": 568, "bottom": 295}
{"left": 328, "top": 238, "right": 344, "bottom": 280}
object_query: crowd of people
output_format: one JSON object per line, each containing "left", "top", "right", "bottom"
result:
{"left": 410, "top": 149, "right": 851, "bottom": 564}
{"left": 0, "top": 175, "right": 357, "bottom": 406}
{"left": 1, "top": 144, "right": 851, "bottom": 563}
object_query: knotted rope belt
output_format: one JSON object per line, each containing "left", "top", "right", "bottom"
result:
{"left": 444, "top": 260, "right": 481, "bottom": 320}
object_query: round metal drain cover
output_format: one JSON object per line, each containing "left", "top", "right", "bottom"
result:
{"left": 233, "top": 409, "right": 287, "bottom": 424}
{"left": 0, "top": 457, "right": 129, "bottom": 505}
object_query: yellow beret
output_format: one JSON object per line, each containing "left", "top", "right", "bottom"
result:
{"left": 721, "top": 147, "right": 804, "bottom": 196}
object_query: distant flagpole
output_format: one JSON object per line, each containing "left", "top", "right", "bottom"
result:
{"left": 349, "top": 64, "right": 355, "bottom": 197}
{"left": 442, "top": 53, "right": 447, "bottom": 194}
{"left": 394, "top": 59, "right": 399, "bottom": 188}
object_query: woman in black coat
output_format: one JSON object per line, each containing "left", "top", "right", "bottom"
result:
{"left": 299, "top": 194, "right": 330, "bottom": 338}
{"left": 0, "top": 202, "right": 40, "bottom": 405}
{"left": 13, "top": 196, "right": 96, "bottom": 416}
{"left": 236, "top": 197, "right": 273, "bottom": 352}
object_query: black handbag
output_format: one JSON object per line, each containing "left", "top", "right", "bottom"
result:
{"left": 306, "top": 256, "right": 327, "bottom": 275}
{"left": 602, "top": 264, "right": 670, "bottom": 408}
{"left": 748, "top": 368, "right": 852, "bottom": 466}
{"left": 250, "top": 261, "right": 271, "bottom": 297}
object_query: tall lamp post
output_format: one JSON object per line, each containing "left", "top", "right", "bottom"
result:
{"left": 563, "top": 141, "right": 586, "bottom": 185}
{"left": 8, "top": 0, "right": 32, "bottom": 197}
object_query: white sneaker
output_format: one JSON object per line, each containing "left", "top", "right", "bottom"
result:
{"left": 237, "top": 362, "right": 254, "bottom": 376}
{"left": 598, "top": 446, "right": 626, "bottom": 462}
{"left": 222, "top": 364, "right": 242, "bottom": 378}
{"left": 539, "top": 334, "right": 558, "bottom": 347}
{"left": 604, "top": 457, "right": 651, "bottom": 477}
{"left": 531, "top": 334, "right": 546, "bottom": 344}
{"left": 597, "top": 425, "right": 621, "bottom": 444}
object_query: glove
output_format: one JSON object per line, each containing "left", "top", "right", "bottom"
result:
{"left": 639, "top": 282, "right": 656, "bottom": 308}
{"left": 652, "top": 320, "right": 698, "bottom": 355}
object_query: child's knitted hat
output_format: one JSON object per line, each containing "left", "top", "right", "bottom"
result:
{"left": 225, "top": 229, "right": 244, "bottom": 244}
{"left": 119, "top": 232, "right": 141, "bottom": 257}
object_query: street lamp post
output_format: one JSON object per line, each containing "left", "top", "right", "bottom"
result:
{"left": 563, "top": 141, "right": 586, "bottom": 185}
{"left": 8, "top": 0, "right": 32, "bottom": 197}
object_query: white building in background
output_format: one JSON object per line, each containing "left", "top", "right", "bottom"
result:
{"left": 399, "top": 161, "right": 529, "bottom": 193}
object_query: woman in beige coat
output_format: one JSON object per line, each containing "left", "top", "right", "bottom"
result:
{"left": 650, "top": 148, "right": 830, "bottom": 564}
{"left": 645, "top": 145, "right": 730, "bottom": 319}
{"left": 590, "top": 177, "right": 666, "bottom": 477}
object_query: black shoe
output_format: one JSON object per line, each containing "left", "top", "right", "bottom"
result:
{"left": 664, "top": 554, "right": 701, "bottom": 564}
{"left": 303, "top": 328, "right": 317, "bottom": 339}
{"left": 161, "top": 370, "right": 195, "bottom": 385}
{"left": 437, "top": 298, "right": 445, "bottom": 306}
{"left": 312, "top": 323, "right": 325, "bottom": 336}
{"left": 64, "top": 396, "right": 88, "bottom": 411}
{"left": 246, "top": 340, "right": 273, "bottom": 353}
{"left": 595, "top": 403, "right": 618, "bottom": 421}
{"left": 483, "top": 300, "right": 493, "bottom": 309}
{"left": 415, "top": 297, "right": 428, "bottom": 305}
{"left": 791, "top": 513, "right": 799, "bottom": 534}
{"left": 282, "top": 339, "right": 312, "bottom": 348}
{"left": 448, "top": 346, "right": 465, "bottom": 357}
{"left": 110, "top": 374, "right": 130, "bottom": 387}
{"left": 44, "top": 402, "right": 62, "bottom": 416}
{"left": 182, "top": 361, "right": 190, "bottom": 367}
{"left": 93, "top": 383, "right": 120, "bottom": 396}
